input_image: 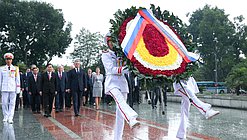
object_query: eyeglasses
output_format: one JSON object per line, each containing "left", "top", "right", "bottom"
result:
{"left": 5, "top": 58, "right": 12, "bottom": 60}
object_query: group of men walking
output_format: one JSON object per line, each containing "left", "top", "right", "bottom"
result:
{"left": 0, "top": 53, "right": 88, "bottom": 123}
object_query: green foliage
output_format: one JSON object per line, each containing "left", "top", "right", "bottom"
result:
{"left": 226, "top": 59, "right": 247, "bottom": 90}
{"left": 109, "top": 4, "right": 198, "bottom": 83}
{"left": 71, "top": 27, "right": 104, "bottom": 68}
{"left": 187, "top": 5, "right": 242, "bottom": 81}
{"left": 0, "top": 0, "right": 72, "bottom": 66}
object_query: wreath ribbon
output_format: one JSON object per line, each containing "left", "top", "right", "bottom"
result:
{"left": 121, "top": 9, "right": 199, "bottom": 63}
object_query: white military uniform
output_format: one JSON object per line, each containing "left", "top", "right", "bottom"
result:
{"left": 173, "top": 77, "right": 211, "bottom": 139}
{"left": 102, "top": 49, "right": 138, "bottom": 140}
{"left": 0, "top": 63, "right": 20, "bottom": 123}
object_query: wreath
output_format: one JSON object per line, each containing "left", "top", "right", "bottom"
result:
{"left": 109, "top": 4, "right": 199, "bottom": 82}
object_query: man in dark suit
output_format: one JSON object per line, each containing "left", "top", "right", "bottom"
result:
{"left": 86, "top": 68, "right": 94, "bottom": 105}
{"left": 22, "top": 68, "right": 31, "bottom": 108}
{"left": 28, "top": 67, "right": 42, "bottom": 113}
{"left": 65, "top": 65, "right": 74, "bottom": 110}
{"left": 40, "top": 64, "right": 57, "bottom": 117}
{"left": 55, "top": 65, "right": 68, "bottom": 112}
{"left": 68, "top": 59, "right": 87, "bottom": 117}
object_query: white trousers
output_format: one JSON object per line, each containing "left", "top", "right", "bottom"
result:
{"left": 2, "top": 92, "right": 16, "bottom": 121}
{"left": 176, "top": 87, "right": 211, "bottom": 139}
{"left": 3, "top": 123, "right": 15, "bottom": 140}
{"left": 108, "top": 88, "right": 138, "bottom": 140}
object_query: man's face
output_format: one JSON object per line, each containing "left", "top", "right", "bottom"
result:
{"left": 88, "top": 69, "right": 92, "bottom": 75}
{"left": 74, "top": 62, "right": 80, "bottom": 68}
{"left": 26, "top": 69, "right": 31, "bottom": 73}
{"left": 33, "top": 69, "right": 38, "bottom": 75}
{"left": 58, "top": 67, "right": 63, "bottom": 72}
{"left": 107, "top": 40, "right": 113, "bottom": 50}
{"left": 47, "top": 65, "right": 53, "bottom": 72}
{"left": 5, "top": 58, "right": 12, "bottom": 65}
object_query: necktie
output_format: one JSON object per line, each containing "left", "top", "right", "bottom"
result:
{"left": 48, "top": 72, "right": 51, "bottom": 80}
{"left": 34, "top": 74, "right": 37, "bottom": 82}
{"left": 59, "top": 72, "right": 62, "bottom": 79}
{"left": 8, "top": 66, "right": 10, "bottom": 70}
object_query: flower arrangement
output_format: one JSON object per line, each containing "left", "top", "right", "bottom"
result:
{"left": 109, "top": 4, "right": 199, "bottom": 81}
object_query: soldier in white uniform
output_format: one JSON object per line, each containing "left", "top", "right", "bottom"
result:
{"left": 102, "top": 33, "right": 140, "bottom": 140}
{"left": 173, "top": 77, "right": 220, "bottom": 139}
{"left": 0, "top": 53, "right": 20, "bottom": 124}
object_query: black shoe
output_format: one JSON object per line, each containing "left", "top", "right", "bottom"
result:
{"left": 75, "top": 114, "right": 81, "bottom": 117}
{"left": 44, "top": 114, "right": 48, "bottom": 117}
{"left": 55, "top": 110, "right": 59, "bottom": 113}
{"left": 48, "top": 114, "right": 51, "bottom": 117}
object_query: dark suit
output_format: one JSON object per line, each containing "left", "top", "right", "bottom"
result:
{"left": 41, "top": 72, "right": 57, "bottom": 115}
{"left": 28, "top": 74, "right": 41, "bottom": 112}
{"left": 22, "top": 72, "right": 31, "bottom": 108}
{"left": 65, "top": 71, "right": 72, "bottom": 108}
{"left": 68, "top": 68, "right": 87, "bottom": 115}
{"left": 86, "top": 74, "right": 94, "bottom": 105}
{"left": 55, "top": 72, "right": 68, "bottom": 111}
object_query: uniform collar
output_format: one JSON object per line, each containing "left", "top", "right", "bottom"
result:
{"left": 108, "top": 49, "right": 116, "bottom": 57}
{"left": 5, "top": 64, "right": 13, "bottom": 67}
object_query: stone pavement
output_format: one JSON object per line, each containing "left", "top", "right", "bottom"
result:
{"left": 0, "top": 101, "right": 247, "bottom": 140}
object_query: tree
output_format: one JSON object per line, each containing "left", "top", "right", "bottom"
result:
{"left": 226, "top": 59, "right": 247, "bottom": 94}
{"left": 71, "top": 27, "right": 104, "bottom": 68}
{"left": 232, "top": 15, "right": 247, "bottom": 62}
{"left": 0, "top": 0, "right": 72, "bottom": 66}
{"left": 187, "top": 5, "right": 236, "bottom": 81}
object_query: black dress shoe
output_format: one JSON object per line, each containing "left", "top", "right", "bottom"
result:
{"left": 55, "top": 110, "right": 59, "bottom": 113}
{"left": 75, "top": 114, "right": 81, "bottom": 117}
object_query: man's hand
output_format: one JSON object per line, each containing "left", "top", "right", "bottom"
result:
{"left": 39, "top": 91, "right": 42, "bottom": 96}
{"left": 55, "top": 91, "right": 57, "bottom": 95}
{"left": 84, "top": 88, "right": 87, "bottom": 92}
{"left": 67, "top": 89, "right": 70, "bottom": 93}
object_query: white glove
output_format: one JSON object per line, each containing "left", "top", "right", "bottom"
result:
{"left": 122, "top": 66, "right": 129, "bottom": 74}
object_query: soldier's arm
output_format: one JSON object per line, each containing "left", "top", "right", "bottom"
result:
{"left": 101, "top": 53, "right": 125, "bottom": 75}
{"left": 15, "top": 66, "right": 21, "bottom": 93}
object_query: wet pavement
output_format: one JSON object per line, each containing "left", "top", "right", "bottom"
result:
{"left": 0, "top": 101, "right": 247, "bottom": 140}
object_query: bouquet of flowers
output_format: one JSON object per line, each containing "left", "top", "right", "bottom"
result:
{"left": 109, "top": 4, "right": 199, "bottom": 82}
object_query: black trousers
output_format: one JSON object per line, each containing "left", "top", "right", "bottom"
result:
{"left": 23, "top": 90, "right": 30, "bottom": 108}
{"left": 43, "top": 92, "right": 54, "bottom": 115}
{"left": 31, "top": 94, "right": 41, "bottom": 112}
{"left": 72, "top": 91, "right": 82, "bottom": 115}
{"left": 15, "top": 94, "right": 20, "bottom": 110}
{"left": 65, "top": 92, "right": 72, "bottom": 108}
{"left": 134, "top": 86, "right": 140, "bottom": 103}
{"left": 55, "top": 91, "right": 65, "bottom": 110}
